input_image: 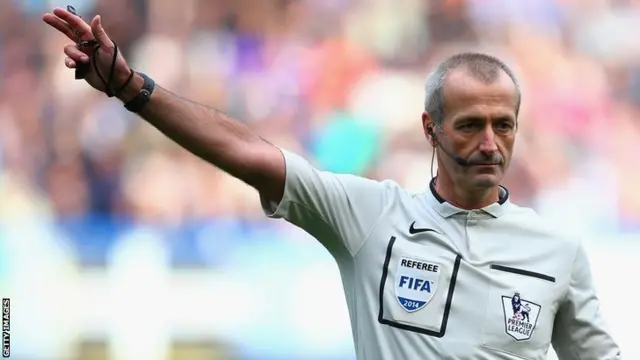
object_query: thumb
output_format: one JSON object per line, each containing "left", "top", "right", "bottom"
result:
{"left": 90, "top": 15, "right": 112, "bottom": 49}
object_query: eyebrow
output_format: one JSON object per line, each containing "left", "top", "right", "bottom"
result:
{"left": 454, "top": 114, "right": 515, "bottom": 122}
{"left": 493, "top": 116, "right": 516, "bottom": 123}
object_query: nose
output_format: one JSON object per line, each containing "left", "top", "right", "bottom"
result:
{"left": 478, "top": 128, "right": 498, "bottom": 154}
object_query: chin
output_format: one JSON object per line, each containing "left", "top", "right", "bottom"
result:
{"left": 470, "top": 173, "right": 502, "bottom": 189}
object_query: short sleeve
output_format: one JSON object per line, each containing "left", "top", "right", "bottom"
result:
{"left": 551, "top": 242, "right": 622, "bottom": 360}
{"left": 261, "top": 149, "right": 390, "bottom": 258}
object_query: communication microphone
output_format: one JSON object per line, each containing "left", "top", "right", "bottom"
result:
{"left": 428, "top": 127, "right": 470, "bottom": 167}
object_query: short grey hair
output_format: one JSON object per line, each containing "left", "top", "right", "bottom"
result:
{"left": 424, "top": 52, "right": 521, "bottom": 126}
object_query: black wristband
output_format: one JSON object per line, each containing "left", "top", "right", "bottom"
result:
{"left": 124, "top": 72, "right": 155, "bottom": 113}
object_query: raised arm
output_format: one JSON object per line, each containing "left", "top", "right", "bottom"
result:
{"left": 116, "top": 83, "right": 286, "bottom": 202}
{"left": 43, "top": 8, "right": 391, "bottom": 258}
{"left": 43, "top": 8, "right": 285, "bottom": 204}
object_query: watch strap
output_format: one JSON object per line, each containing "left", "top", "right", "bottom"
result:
{"left": 124, "top": 72, "right": 155, "bottom": 113}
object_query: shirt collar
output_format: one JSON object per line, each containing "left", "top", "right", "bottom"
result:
{"left": 425, "top": 177, "right": 510, "bottom": 218}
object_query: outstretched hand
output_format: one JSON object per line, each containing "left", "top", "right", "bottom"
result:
{"left": 43, "top": 7, "right": 133, "bottom": 96}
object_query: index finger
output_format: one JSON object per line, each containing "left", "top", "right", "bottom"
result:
{"left": 43, "top": 13, "right": 78, "bottom": 41}
{"left": 51, "top": 7, "right": 92, "bottom": 38}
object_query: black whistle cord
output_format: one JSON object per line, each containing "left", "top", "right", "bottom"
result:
{"left": 66, "top": 5, "right": 133, "bottom": 97}
{"left": 75, "top": 40, "right": 134, "bottom": 98}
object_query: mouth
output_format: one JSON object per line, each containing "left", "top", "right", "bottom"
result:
{"left": 470, "top": 163, "right": 499, "bottom": 167}
{"left": 469, "top": 164, "right": 501, "bottom": 173}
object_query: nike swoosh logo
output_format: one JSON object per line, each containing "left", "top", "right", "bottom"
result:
{"left": 409, "top": 221, "right": 439, "bottom": 235}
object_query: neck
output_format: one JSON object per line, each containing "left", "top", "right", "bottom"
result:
{"left": 434, "top": 174, "right": 500, "bottom": 210}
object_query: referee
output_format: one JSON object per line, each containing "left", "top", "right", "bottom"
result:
{"left": 44, "top": 8, "right": 622, "bottom": 360}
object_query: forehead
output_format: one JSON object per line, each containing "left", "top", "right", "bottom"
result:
{"left": 443, "top": 69, "right": 518, "bottom": 119}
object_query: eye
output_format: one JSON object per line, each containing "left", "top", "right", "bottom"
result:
{"left": 495, "top": 121, "right": 515, "bottom": 133}
{"left": 457, "top": 120, "right": 481, "bottom": 131}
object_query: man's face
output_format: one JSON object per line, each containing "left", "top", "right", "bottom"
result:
{"left": 423, "top": 69, "right": 518, "bottom": 190}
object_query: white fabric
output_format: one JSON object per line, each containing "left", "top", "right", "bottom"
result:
{"left": 261, "top": 149, "right": 621, "bottom": 360}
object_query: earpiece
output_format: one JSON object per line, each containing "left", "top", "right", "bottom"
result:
{"left": 426, "top": 124, "right": 469, "bottom": 166}
{"left": 427, "top": 125, "right": 436, "bottom": 147}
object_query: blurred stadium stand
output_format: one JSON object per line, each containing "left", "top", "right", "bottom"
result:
{"left": 1, "top": 0, "right": 639, "bottom": 359}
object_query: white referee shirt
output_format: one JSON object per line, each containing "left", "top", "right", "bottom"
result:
{"left": 261, "top": 149, "right": 622, "bottom": 360}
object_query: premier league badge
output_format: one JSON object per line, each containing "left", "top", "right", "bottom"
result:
{"left": 502, "top": 292, "right": 542, "bottom": 341}
{"left": 395, "top": 257, "right": 441, "bottom": 312}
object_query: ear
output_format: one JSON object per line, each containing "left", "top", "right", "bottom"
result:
{"left": 422, "top": 111, "right": 437, "bottom": 147}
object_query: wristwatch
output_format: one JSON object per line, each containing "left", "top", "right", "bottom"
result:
{"left": 124, "top": 72, "right": 155, "bottom": 113}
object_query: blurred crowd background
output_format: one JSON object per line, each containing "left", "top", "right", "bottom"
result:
{"left": 0, "top": 0, "right": 639, "bottom": 359}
